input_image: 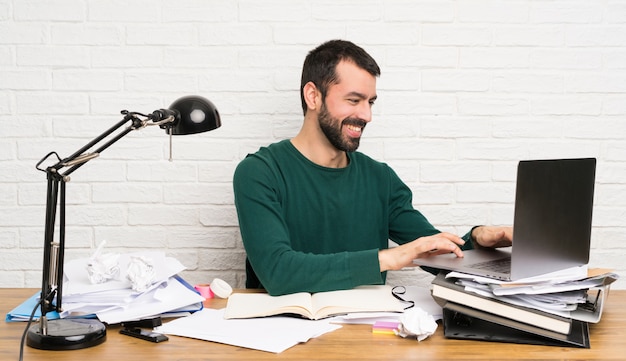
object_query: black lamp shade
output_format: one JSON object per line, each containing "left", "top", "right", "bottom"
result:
{"left": 168, "top": 95, "right": 221, "bottom": 135}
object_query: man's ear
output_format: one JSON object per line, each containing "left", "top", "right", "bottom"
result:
{"left": 303, "top": 81, "right": 321, "bottom": 112}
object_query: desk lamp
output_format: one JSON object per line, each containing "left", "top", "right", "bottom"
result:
{"left": 26, "top": 96, "right": 221, "bottom": 350}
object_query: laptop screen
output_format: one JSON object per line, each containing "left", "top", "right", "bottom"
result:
{"left": 510, "top": 157, "right": 596, "bottom": 278}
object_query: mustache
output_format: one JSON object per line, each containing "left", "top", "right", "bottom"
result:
{"left": 342, "top": 118, "right": 367, "bottom": 129}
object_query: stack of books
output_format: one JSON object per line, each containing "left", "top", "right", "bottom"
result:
{"left": 431, "top": 269, "right": 618, "bottom": 348}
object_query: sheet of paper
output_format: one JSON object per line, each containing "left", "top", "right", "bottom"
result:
{"left": 404, "top": 285, "right": 443, "bottom": 320}
{"left": 331, "top": 312, "right": 401, "bottom": 324}
{"left": 446, "top": 265, "right": 589, "bottom": 285}
{"left": 490, "top": 275, "right": 617, "bottom": 296}
{"left": 155, "top": 308, "right": 342, "bottom": 353}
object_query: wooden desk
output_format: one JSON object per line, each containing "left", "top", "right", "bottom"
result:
{"left": 2, "top": 288, "right": 625, "bottom": 360}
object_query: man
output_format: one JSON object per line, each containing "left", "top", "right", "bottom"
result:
{"left": 233, "top": 40, "right": 512, "bottom": 296}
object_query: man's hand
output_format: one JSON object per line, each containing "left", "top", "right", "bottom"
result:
{"left": 378, "top": 232, "right": 465, "bottom": 272}
{"left": 471, "top": 226, "right": 513, "bottom": 248}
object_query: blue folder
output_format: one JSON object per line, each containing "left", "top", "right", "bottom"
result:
{"left": 5, "top": 292, "right": 61, "bottom": 322}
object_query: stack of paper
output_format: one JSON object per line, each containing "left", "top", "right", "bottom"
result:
{"left": 431, "top": 266, "right": 619, "bottom": 348}
{"left": 6, "top": 251, "right": 205, "bottom": 324}
{"left": 445, "top": 266, "right": 618, "bottom": 323}
{"left": 62, "top": 251, "right": 204, "bottom": 323}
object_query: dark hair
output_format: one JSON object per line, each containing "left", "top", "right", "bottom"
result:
{"left": 300, "top": 40, "right": 381, "bottom": 115}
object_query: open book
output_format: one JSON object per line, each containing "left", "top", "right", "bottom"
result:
{"left": 224, "top": 285, "right": 406, "bottom": 320}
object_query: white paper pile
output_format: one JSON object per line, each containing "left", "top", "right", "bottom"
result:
{"left": 447, "top": 266, "right": 619, "bottom": 323}
{"left": 61, "top": 250, "right": 205, "bottom": 324}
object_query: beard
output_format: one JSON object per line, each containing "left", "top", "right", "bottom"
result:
{"left": 318, "top": 103, "right": 367, "bottom": 152}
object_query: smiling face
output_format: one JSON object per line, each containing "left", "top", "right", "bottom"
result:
{"left": 317, "top": 60, "right": 377, "bottom": 152}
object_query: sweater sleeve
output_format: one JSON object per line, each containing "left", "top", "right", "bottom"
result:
{"left": 386, "top": 166, "right": 441, "bottom": 244}
{"left": 383, "top": 167, "right": 479, "bottom": 275}
{"left": 233, "top": 155, "right": 383, "bottom": 296}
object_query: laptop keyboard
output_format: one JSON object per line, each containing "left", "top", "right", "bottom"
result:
{"left": 469, "top": 258, "right": 511, "bottom": 274}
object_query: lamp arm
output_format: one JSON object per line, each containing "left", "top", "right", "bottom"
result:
{"left": 38, "top": 112, "right": 170, "bottom": 178}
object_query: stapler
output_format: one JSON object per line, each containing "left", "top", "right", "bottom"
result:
{"left": 120, "top": 317, "right": 169, "bottom": 343}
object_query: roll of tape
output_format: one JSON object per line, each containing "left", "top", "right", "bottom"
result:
{"left": 210, "top": 278, "right": 233, "bottom": 299}
{"left": 194, "top": 284, "right": 214, "bottom": 299}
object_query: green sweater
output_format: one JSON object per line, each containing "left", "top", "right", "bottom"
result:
{"left": 233, "top": 139, "right": 472, "bottom": 296}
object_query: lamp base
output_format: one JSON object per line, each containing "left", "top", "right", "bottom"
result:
{"left": 27, "top": 319, "right": 107, "bottom": 350}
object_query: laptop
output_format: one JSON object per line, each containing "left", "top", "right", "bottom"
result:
{"left": 414, "top": 157, "right": 596, "bottom": 281}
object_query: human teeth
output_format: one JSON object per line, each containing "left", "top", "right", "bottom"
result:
{"left": 347, "top": 125, "right": 361, "bottom": 132}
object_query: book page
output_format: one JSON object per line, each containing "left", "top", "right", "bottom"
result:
{"left": 310, "top": 285, "right": 404, "bottom": 319}
{"left": 224, "top": 292, "right": 314, "bottom": 319}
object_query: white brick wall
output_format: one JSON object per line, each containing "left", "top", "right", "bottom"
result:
{"left": 1, "top": 0, "right": 625, "bottom": 291}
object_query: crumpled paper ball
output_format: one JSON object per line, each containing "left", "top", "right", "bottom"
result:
{"left": 395, "top": 307, "right": 438, "bottom": 341}
{"left": 126, "top": 255, "right": 156, "bottom": 292}
{"left": 86, "top": 247, "right": 120, "bottom": 284}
